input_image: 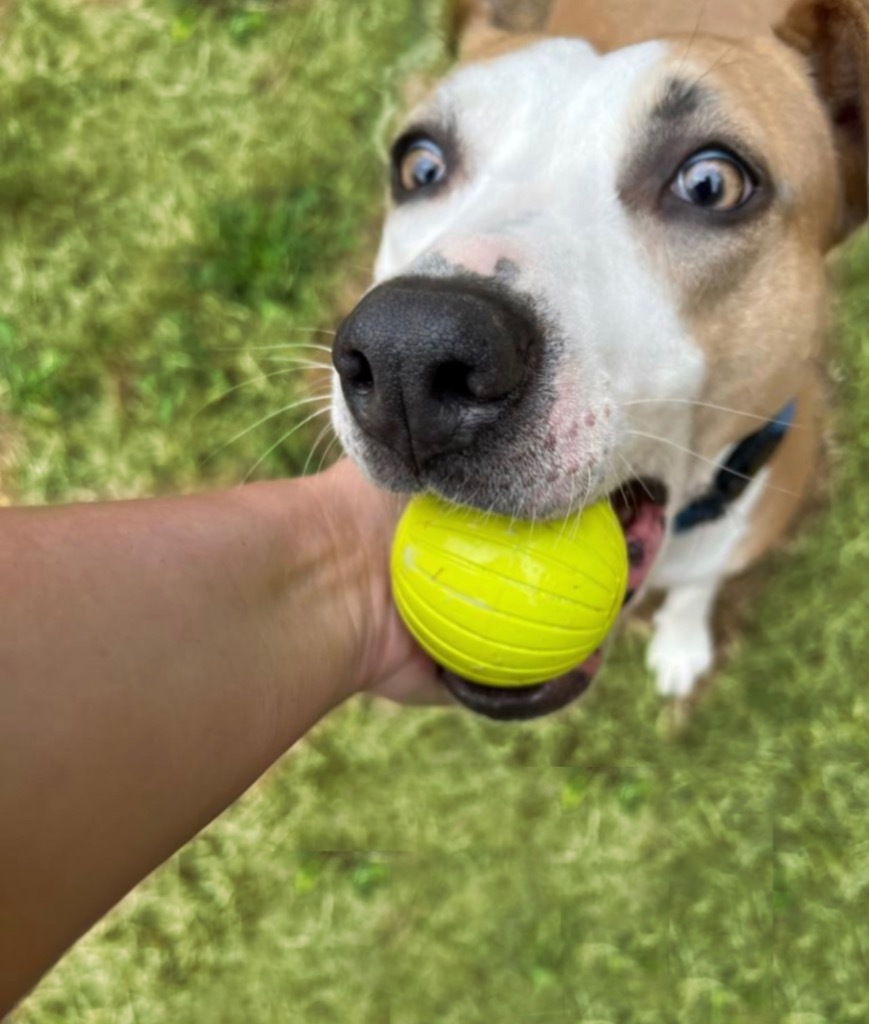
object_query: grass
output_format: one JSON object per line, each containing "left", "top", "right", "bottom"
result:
{"left": 5, "top": 1, "right": 869, "bottom": 1022}
{"left": 0, "top": 0, "right": 443, "bottom": 502}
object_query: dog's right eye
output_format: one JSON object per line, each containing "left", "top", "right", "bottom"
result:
{"left": 392, "top": 135, "right": 448, "bottom": 197}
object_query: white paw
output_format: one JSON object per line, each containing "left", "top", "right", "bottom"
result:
{"left": 647, "top": 615, "right": 715, "bottom": 700}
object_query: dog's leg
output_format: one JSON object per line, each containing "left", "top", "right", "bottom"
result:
{"left": 646, "top": 580, "right": 718, "bottom": 699}
{"left": 645, "top": 470, "right": 771, "bottom": 700}
{"left": 644, "top": 471, "right": 771, "bottom": 701}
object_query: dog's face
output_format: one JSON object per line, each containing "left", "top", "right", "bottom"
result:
{"left": 331, "top": 18, "right": 862, "bottom": 714}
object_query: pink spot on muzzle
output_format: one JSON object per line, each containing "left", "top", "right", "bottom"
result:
{"left": 437, "top": 237, "right": 523, "bottom": 279}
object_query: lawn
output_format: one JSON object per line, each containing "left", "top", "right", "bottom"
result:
{"left": 5, "top": 2, "right": 869, "bottom": 1022}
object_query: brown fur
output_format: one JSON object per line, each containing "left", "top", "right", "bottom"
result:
{"left": 622, "top": 33, "right": 839, "bottom": 564}
{"left": 777, "top": 0, "right": 869, "bottom": 233}
{"left": 448, "top": 0, "right": 869, "bottom": 578}
{"left": 546, "top": 0, "right": 795, "bottom": 49}
{"left": 450, "top": 0, "right": 552, "bottom": 37}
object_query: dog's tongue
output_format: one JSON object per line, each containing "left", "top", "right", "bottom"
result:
{"left": 442, "top": 487, "right": 667, "bottom": 721}
{"left": 619, "top": 487, "right": 668, "bottom": 599}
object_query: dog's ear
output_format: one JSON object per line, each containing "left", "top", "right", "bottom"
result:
{"left": 446, "top": 0, "right": 499, "bottom": 58}
{"left": 447, "top": 0, "right": 490, "bottom": 41}
{"left": 776, "top": 0, "right": 869, "bottom": 240}
{"left": 446, "top": 0, "right": 546, "bottom": 62}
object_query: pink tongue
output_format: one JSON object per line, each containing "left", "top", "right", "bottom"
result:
{"left": 623, "top": 499, "right": 668, "bottom": 598}
{"left": 574, "top": 498, "right": 667, "bottom": 682}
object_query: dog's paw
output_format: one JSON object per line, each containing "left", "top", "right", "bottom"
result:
{"left": 647, "top": 610, "right": 715, "bottom": 700}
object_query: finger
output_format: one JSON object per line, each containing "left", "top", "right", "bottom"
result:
{"left": 368, "top": 651, "right": 454, "bottom": 707}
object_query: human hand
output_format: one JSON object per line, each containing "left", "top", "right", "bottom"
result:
{"left": 310, "top": 460, "right": 449, "bottom": 706}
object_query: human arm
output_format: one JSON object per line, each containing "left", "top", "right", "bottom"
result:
{"left": 0, "top": 460, "right": 435, "bottom": 1013}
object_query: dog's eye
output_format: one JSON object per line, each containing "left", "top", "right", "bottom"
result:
{"left": 394, "top": 137, "right": 448, "bottom": 195}
{"left": 671, "top": 150, "right": 755, "bottom": 211}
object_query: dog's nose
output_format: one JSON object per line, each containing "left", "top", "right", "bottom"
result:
{"left": 333, "top": 276, "right": 535, "bottom": 468}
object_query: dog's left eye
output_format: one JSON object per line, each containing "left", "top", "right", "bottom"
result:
{"left": 671, "top": 150, "right": 755, "bottom": 211}
{"left": 392, "top": 135, "right": 448, "bottom": 197}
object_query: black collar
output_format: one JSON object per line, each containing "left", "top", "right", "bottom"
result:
{"left": 673, "top": 401, "right": 796, "bottom": 535}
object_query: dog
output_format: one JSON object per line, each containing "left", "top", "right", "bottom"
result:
{"left": 330, "top": 0, "right": 866, "bottom": 720}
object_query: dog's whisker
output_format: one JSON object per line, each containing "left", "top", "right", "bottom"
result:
{"left": 569, "top": 466, "right": 594, "bottom": 542}
{"left": 614, "top": 463, "right": 632, "bottom": 513}
{"left": 241, "top": 406, "right": 332, "bottom": 485}
{"left": 625, "top": 428, "right": 799, "bottom": 499}
{"left": 687, "top": 39, "right": 740, "bottom": 92}
{"left": 316, "top": 434, "right": 342, "bottom": 476}
{"left": 623, "top": 397, "right": 803, "bottom": 429}
{"left": 465, "top": 476, "right": 488, "bottom": 517}
{"left": 269, "top": 327, "right": 336, "bottom": 338}
{"left": 482, "top": 490, "right": 499, "bottom": 527}
{"left": 674, "top": 0, "right": 710, "bottom": 81}
{"left": 556, "top": 467, "right": 579, "bottom": 544}
{"left": 616, "top": 450, "right": 758, "bottom": 540}
{"left": 227, "top": 341, "right": 334, "bottom": 354}
{"left": 302, "top": 422, "right": 335, "bottom": 477}
{"left": 262, "top": 356, "right": 332, "bottom": 370}
{"left": 262, "top": 326, "right": 336, "bottom": 336}
{"left": 193, "top": 372, "right": 328, "bottom": 418}
{"left": 205, "top": 394, "right": 332, "bottom": 464}
{"left": 615, "top": 452, "right": 638, "bottom": 494}
{"left": 615, "top": 452, "right": 658, "bottom": 506}
{"left": 612, "top": 465, "right": 628, "bottom": 511}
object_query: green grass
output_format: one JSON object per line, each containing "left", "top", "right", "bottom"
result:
{"left": 6, "top": 2, "right": 869, "bottom": 1022}
{"left": 0, "top": 0, "right": 443, "bottom": 502}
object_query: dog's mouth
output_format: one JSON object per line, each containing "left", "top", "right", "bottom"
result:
{"left": 440, "top": 479, "right": 668, "bottom": 721}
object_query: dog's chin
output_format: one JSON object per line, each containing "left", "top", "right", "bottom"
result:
{"left": 344, "top": 426, "right": 606, "bottom": 522}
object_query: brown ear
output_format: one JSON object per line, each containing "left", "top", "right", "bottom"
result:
{"left": 776, "top": 0, "right": 869, "bottom": 239}
{"left": 445, "top": 0, "right": 549, "bottom": 61}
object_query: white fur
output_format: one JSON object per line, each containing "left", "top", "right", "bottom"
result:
{"left": 647, "top": 469, "right": 770, "bottom": 696}
{"left": 334, "top": 39, "right": 707, "bottom": 517}
{"left": 647, "top": 581, "right": 717, "bottom": 698}
{"left": 331, "top": 38, "right": 778, "bottom": 702}
{"left": 650, "top": 467, "right": 770, "bottom": 591}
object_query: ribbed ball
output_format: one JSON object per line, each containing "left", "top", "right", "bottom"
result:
{"left": 391, "top": 495, "right": 629, "bottom": 688}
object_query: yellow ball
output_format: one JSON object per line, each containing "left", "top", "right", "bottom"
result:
{"left": 391, "top": 495, "right": 629, "bottom": 688}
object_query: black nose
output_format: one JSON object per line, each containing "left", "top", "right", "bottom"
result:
{"left": 332, "top": 276, "right": 536, "bottom": 469}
